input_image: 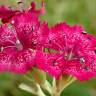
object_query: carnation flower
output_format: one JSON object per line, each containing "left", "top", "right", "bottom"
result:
{"left": 35, "top": 51, "right": 62, "bottom": 78}
{"left": 0, "top": 0, "right": 96, "bottom": 81}
{"left": 0, "top": 6, "right": 19, "bottom": 23}
{"left": 36, "top": 23, "right": 96, "bottom": 80}
{"left": 0, "top": 0, "right": 45, "bottom": 23}
{"left": 0, "top": 23, "right": 37, "bottom": 73}
{"left": 0, "top": 1, "right": 48, "bottom": 74}
{"left": 11, "top": 12, "right": 48, "bottom": 50}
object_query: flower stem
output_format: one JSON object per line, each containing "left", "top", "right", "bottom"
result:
{"left": 23, "top": 75, "right": 46, "bottom": 96}
{"left": 41, "top": 80, "right": 52, "bottom": 94}
{"left": 60, "top": 77, "right": 76, "bottom": 93}
{"left": 23, "top": 74, "right": 76, "bottom": 96}
{"left": 36, "top": 83, "right": 46, "bottom": 96}
{"left": 52, "top": 93, "right": 60, "bottom": 96}
{"left": 51, "top": 78, "right": 61, "bottom": 96}
{"left": 51, "top": 76, "right": 76, "bottom": 96}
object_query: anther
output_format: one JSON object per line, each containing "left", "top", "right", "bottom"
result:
{"left": 0, "top": 46, "right": 4, "bottom": 52}
{"left": 16, "top": 40, "right": 23, "bottom": 51}
{"left": 82, "top": 31, "right": 87, "bottom": 34}
{"left": 52, "top": 60, "right": 58, "bottom": 66}
{"left": 80, "top": 58, "right": 85, "bottom": 63}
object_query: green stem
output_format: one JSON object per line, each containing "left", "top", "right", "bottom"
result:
{"left": 52, "top": 93, "right": 60, "bottom": 96}
{"left": 36, "top": 83, "right": 46, "bottom": 96}
{"left": 41, "top": 80, "right": 52, "bottom": 94}
{"left": 51, "top": 76, "right": 76, "bottom": 96}
{"left": 23, "top": 74, "right": 76, "bottom": 96}
{"left": 51, "top": 78, "right": 61, "bottom": 96}
{"left": 22, "top": 75, "right": 46, "bottom": 96}
{"left": 60, "top": 77, "right": 76, "bottom": 93}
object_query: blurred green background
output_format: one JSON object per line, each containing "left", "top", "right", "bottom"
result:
{"left": 0, "top": 0, "right": 96, "bottom": 96}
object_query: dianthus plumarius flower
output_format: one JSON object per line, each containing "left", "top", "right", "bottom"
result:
{"left": 35, "top": 23, "right": 96, "bottom": 80}
{"left": 0, "top": 0, "right": 45, "bottom": 23}
{"left": 0, "top": 1, "right": 48, "bottom": 74}
{"left": 0, "top": 0, "right": 96, "bottom": 81}
{"left": 0, "top": 6, "right": 19, "bottom": 23}
{"left": 0, "top": 24, "right": 36, "bottom": 73}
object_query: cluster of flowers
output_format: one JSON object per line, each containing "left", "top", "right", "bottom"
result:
{"left": 0, "top": 1, "right": 96, "bottom": 81}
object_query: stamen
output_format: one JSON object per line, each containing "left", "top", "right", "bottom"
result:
{"left": 53, "top": 40, "right": 63, "bottom": 51}
{"left": 94, "top": 50, "right": 96, "bottom": 54}
{"left": 82, "top": 31, "right": 87, "bottom": 34}
{"left": 0, "top": 46, "right": 4, "bottom": 52}
{"left": 0, "top": 46, "right": 16, "bottom": 52}
{"left": 16, "top": 39, "right": 23, "bottom": 51}
{"left": 63, "top": 34, "right": 68, "bottom": 52}
{"left": 32, "top": 40, "right": 38, "bottom": 45}
{"left": 80, "top": 57, "right": 89, "bottom": 70}
{"left": 16, "top": 39, "right": 21, "bottom": 44}
{"left": 7, "top": 40, "right": 16, "bottom": 45}
{"left": 4, "top": 46, "right": 16, "bottom": 50}
{"left": 11, "top": 20, "right": 15, "bottom": 24}
{"left": 64, "top": 53, "right": 68, "bottom": 60}
{"left": 49, "top": 40, "right": 52, "bottom": 44}
{"left": 80, "top": 58, "right": 85, "bottom": 63}
{"left": 18, "top": 1, "right": 22, "bottom": 4}
{"left": 17, "top": 0, "right": 24, "bottom": 11}
{"left": 52, "top": 60, "right": 58, "bottom": 66}
{"left": 40, "top": 0, "right": 46, "bottom": 14}
{"left": 32, "top": 25, "right": 35, "bottom": 32}
{"left": 68, "top": 48, "right": 74, "bottom": 60}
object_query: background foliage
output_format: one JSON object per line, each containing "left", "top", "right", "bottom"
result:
{"left": 0, "top": 0, "right": 96, "bottom": 96}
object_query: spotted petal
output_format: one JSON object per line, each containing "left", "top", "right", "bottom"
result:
{"left": 35, "top": 51, "right": 62, "bottom": 79}
{"left": 0, "top": 48, "right": 36, "bottom": 73}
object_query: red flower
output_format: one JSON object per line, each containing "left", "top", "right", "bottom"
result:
{"left": 0, "top": 0, "right": 45, "bottom": 23}
{"left": 36, "top": 23, "right": 96, "bottom": 80}
{"left": 35, "top": 51, "right": 62, "bottom": 79}
{"left": 0, "top": 24, "right": 37, "bottom": 73}
{"left": 0, "top": 6, "right": 19, "bottom": 23}
{"left": 0, "top": 1, "right": 48, "bottom": 74}
{"left": 11, "top": 12, "right": 49, "bottom": 50}
{"left": 0, "top": 0, "right": 96, "bottom": 81}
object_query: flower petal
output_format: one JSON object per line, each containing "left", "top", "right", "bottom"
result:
{"left": 0, "top": 24, "right": 17, "bottom": 46}
{"left": 0, "top": 48, "right": 36, "bottom": 73}
{"left": 35, "top": 51, "right": 62, "bottom": 79}
{"left": 63, "top": 60, "right": 96, "bottom": 80}
{"left": 0, "top": 6, "right": 19, "bottom": 23}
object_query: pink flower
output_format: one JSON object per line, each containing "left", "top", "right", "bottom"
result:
{"left": 0, "top": 0, "right": 96, "bottom": 81}
{"left": 0, "top": 0, "right": 45, "bottom": 23}
{"left": 36, "top": 23, "right": 96, "bottom": 80}
{"left": 35, "top": 51, "right": 62, "bottom": 79}
{"left": 0, "top": 6, "right": 19, "bottom": 23}
{"left": 0, "top": 24, "right": 37, "bottom": 73}
{"left": 0, "top": 1, "right": 47, "bottom": 74}
{"left": 11, "top": 12, "right": 49, "bottom": 50}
